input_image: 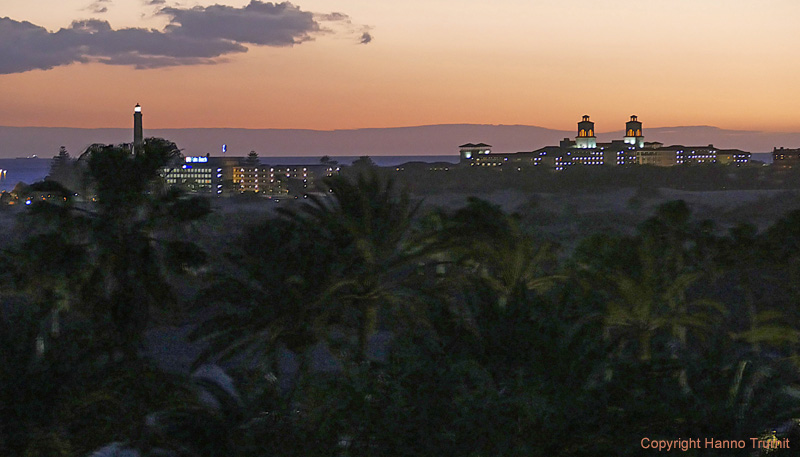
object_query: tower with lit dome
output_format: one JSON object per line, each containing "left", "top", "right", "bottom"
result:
{"left": 624, "top": 115, "right": 644, "bottom": 148}
{"left": 575, "top": 115, "right": 596, "bottom": 149}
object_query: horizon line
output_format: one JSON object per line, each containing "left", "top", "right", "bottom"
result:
{"left": 0, "top": 123, "right": 783, "bottom": 134}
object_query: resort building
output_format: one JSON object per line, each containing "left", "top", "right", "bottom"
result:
{"left": 773, "top": 147, "right": 800, "bottom": 169}
{"left": 162, "top": 157, "right": 339, "bottom": 197}
{"left": 636, "top": 143, "right": 676, "bottom": 166}
{"left": 460, "top": 115, "right": 751, "bottom": 171}
{"left": 264, "top": 165, "right": 339, "bottom": 196}
{"left": 459, "top": 143, "right": 492, "bottom": 161}
{"left": 162, "top": 155, "right": 237, "bottom": 195}
{"left": 717, "top": 149, "right": 751, "bottom": 165}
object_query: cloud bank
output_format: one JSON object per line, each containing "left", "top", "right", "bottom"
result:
{"left": 0, "top": 1, "right": 368, "bottom": 74}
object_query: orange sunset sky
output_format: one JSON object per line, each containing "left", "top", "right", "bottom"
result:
{"left": 2, "top": 0, "right": 799, "bottom": 132}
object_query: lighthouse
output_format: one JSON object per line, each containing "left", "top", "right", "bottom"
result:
{"left": 133, "top": 103, "right": 143, "bottom": 152}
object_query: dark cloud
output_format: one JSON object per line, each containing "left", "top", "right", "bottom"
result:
{"left": 0, "top": 1, "right": 373, "bottom": 74}
{"left": 313, "top": 12, "right": 373, "bottom": 44}
{"left": 87, "top": 0, "right": 111, "bottom": 14}
{"left": 317, "top": 12, "right": 350, "bottom": 22}
{"left": 160, "top": 1, "right": 320, "bottom": 46}
{"left": 0, "top": 16, "right": 245, "bottom": 74}
{"left": 0, "top": 19, "right": 83, "bottom": 73}
{"left": 146, "top": 0, "right": 166, "bottom": 4}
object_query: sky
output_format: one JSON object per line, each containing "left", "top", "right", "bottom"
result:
{"left": 2, "top": 0, "right": 800, "bottom": 132}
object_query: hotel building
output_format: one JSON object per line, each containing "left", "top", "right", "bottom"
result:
{"left": 460, "top": 115, "right": 751, "bottom": 170}
{"left": 163, "top": 158, "right": 339, "bottom": 197}
{"left": 773, "top": 147, "right": 800, "bottom": 169}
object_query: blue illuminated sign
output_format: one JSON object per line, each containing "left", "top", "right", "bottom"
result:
{"left": 185, "top": 157, "right": 208, "bottom": 163}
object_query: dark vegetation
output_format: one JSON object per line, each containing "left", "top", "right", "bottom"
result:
{"left": 3, "top": 142, "right": 800, "bottom": 456}
{"left": 382, "top": 161, "right": 797, "bottom": 195}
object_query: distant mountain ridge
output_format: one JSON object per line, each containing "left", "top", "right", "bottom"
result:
{"left": 0, "top": 124, "right": 797, "bottom": 159}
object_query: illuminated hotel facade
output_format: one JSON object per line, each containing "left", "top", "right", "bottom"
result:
{"left": 126, "top": 106, "right": 340, "bottom": 197}
{"left": 162, "top": 156, "right": 339, "bottom": 197}
{"left": 460, "top": 115, "right": 751, "bottom": 170}
{"left": 161, "top": 157, "right": 341, "bottom": 197}
{"left": 162, "top": 155, "right": 239, "bottom": 195}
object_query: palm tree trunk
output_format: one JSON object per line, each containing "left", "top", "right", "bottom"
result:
{"left": 674, "top": 298, "right": 691, "bottom": 394}
{"left": 602, "top": 326, "right": 615, "bottom": 381}
{"left": 358, "top": 303, "right": 379, "bottom": 362}
{"left": 639, "top": 332, "right": 651, "bottom": 361}
{"left": 746, "top": 277, "right": 760, "bottom": 353}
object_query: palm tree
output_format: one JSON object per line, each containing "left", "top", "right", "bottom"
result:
{"left": 433, "top": 198, "right": 562, "bottom": 309}
{"left": 470, "top": 223, "right": 559, "bottom": 309}
{"left": 603, "top": 238, "right": 724, "bottom": 363}
{"left": 193, "top": 171, "right": 442, "bottom": 367}
{"left": 14, "top": 138, "right": 210, "bottom": 360}
{"left": 280, "top": 171, "right": 441, "bottom": 361}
